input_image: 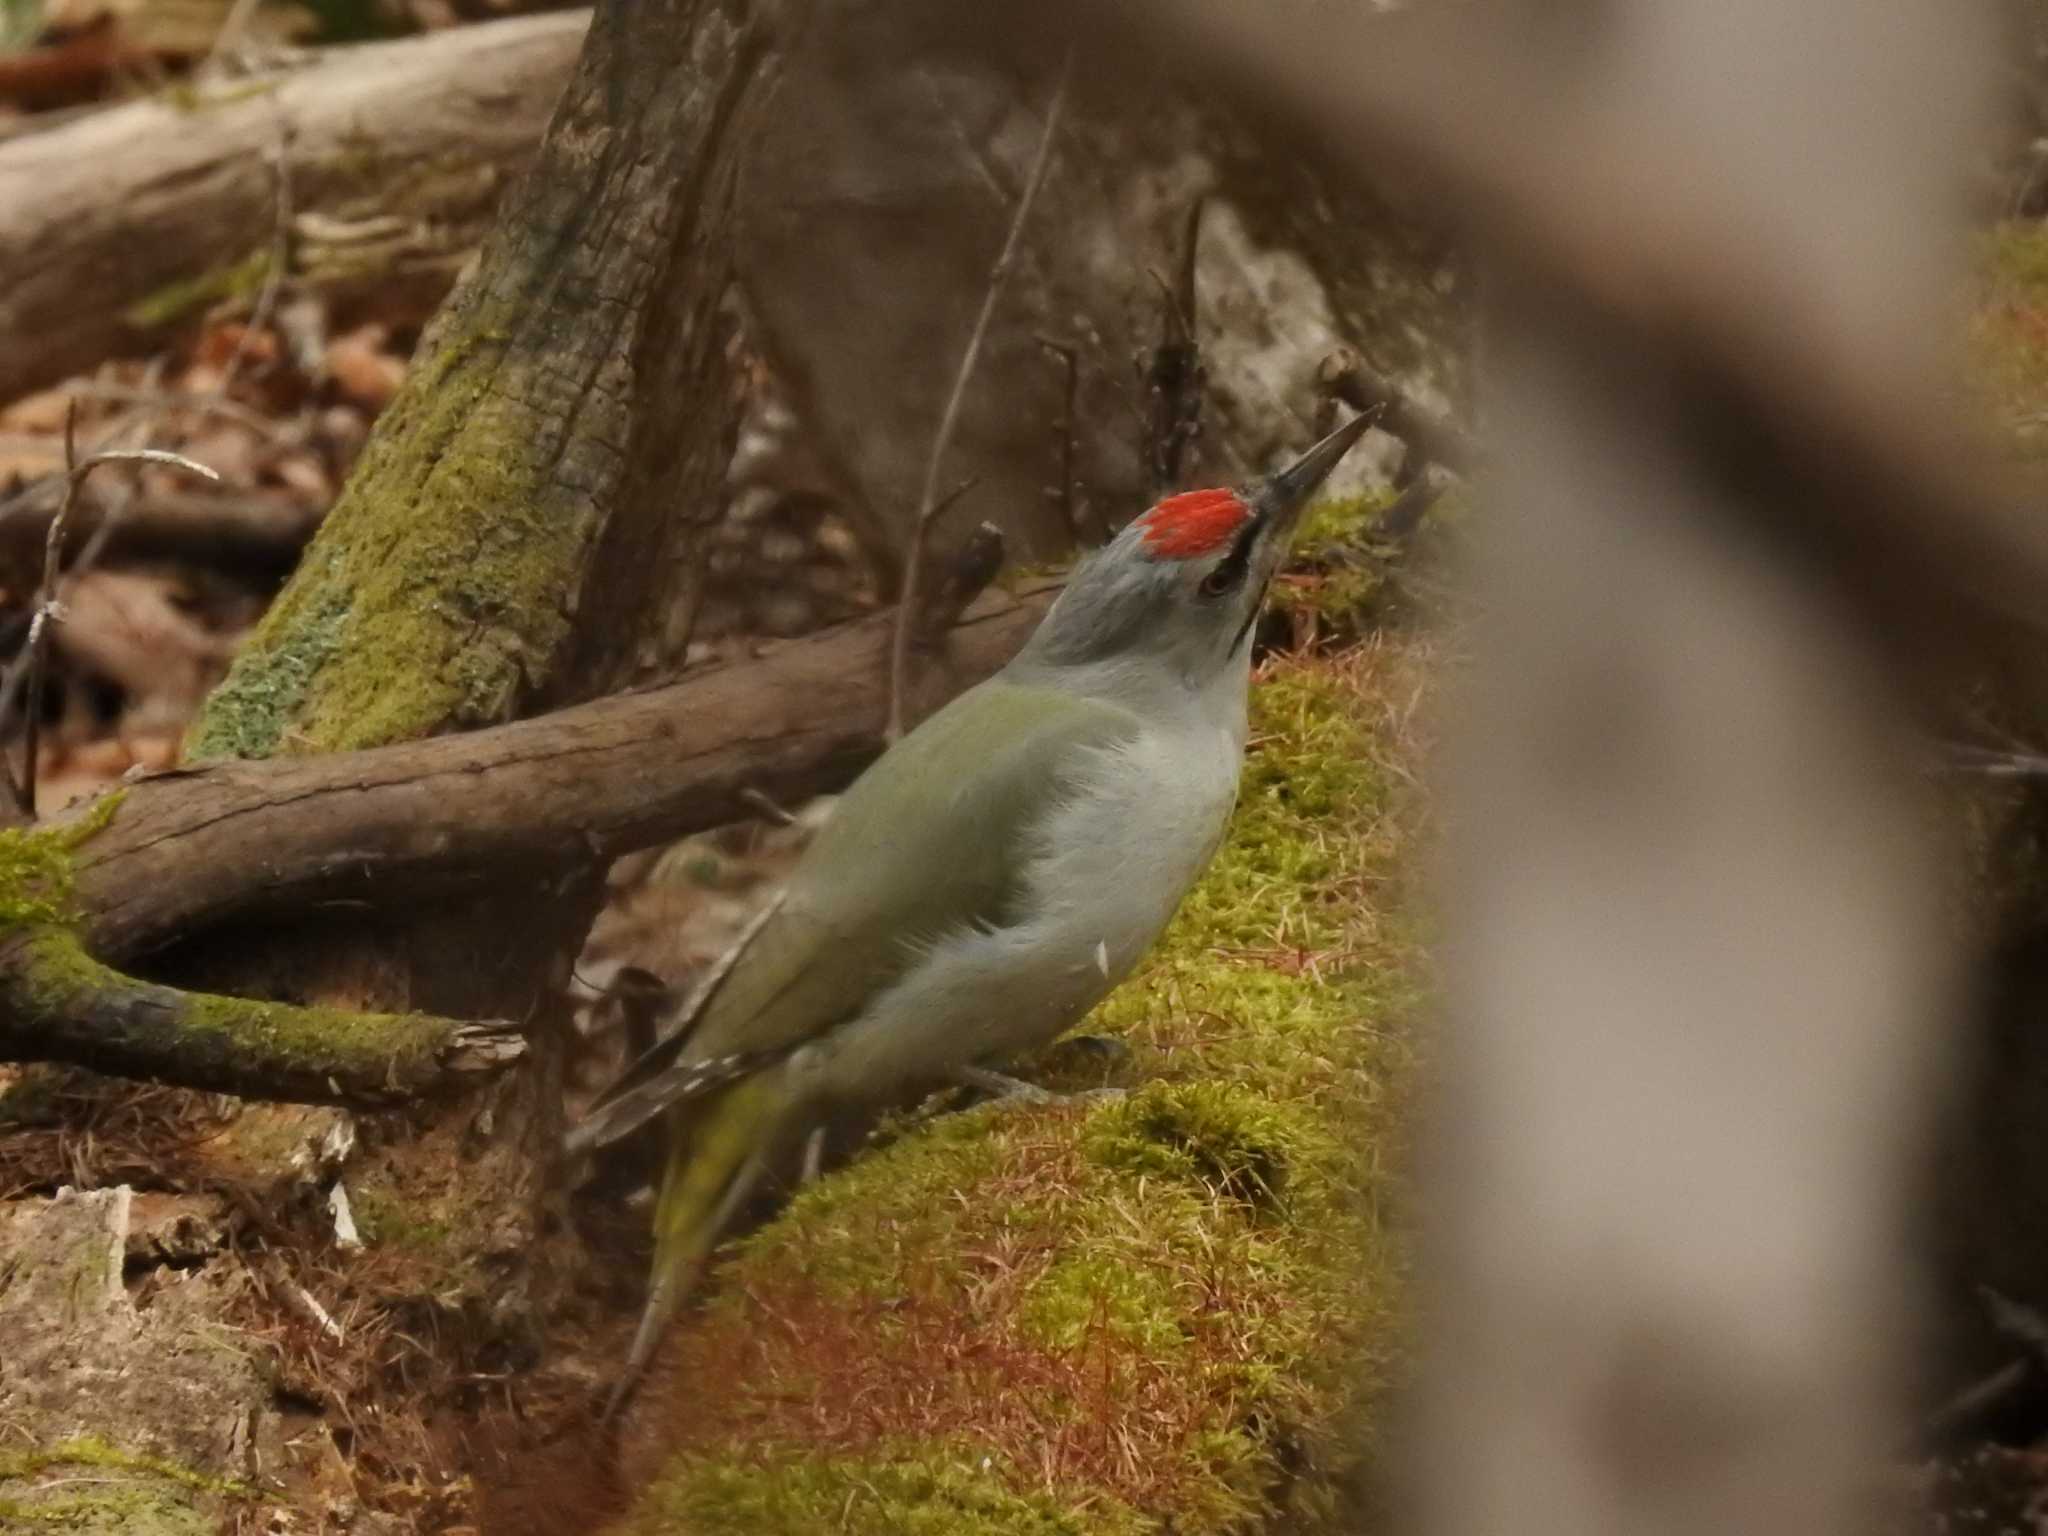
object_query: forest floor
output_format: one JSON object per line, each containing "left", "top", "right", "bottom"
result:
{"left": 3, "top": 8, "right": 2048, "bottom": 1530}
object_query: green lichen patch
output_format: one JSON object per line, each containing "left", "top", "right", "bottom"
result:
{"left": 187, "top": 312, "right": 587, "bottom": 760}
{"left": 0, "top": 790, "right": 125, "bottom": 929}
{"left": 0, "top": 1434, "right": 249, "bottom": 1534}
{"left": 623, "top": 637, "right": 1433, "bottom": 1534}
{"left": 121, "top": 249, "right": 273, "bottom": 333}
{"left": 0, "top": 1436, "right": 245, "bottom": 1496}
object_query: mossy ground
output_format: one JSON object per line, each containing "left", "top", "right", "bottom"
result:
{"left": 615, "top": 631, "right": 1432, "bottom": 1535}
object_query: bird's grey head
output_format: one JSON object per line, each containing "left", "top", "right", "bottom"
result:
{"left": 1015, "top": 412, "right": 1372, "bottom": 690}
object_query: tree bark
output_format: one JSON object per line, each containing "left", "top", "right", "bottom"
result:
{"left": 0, "top": 11, "right": 588, "bottom": 406}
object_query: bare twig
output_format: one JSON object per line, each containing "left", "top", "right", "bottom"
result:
{"left": 563, "top": 890, "right": 790, "bottom": 1157}
{"left": 1317, "top": 347, "right": 1479, "bottom": 479}
{"left": 5, "top": 403, "right": 219, "bottom": 816}
{"left": 69, "top": 383, "right": 286, "bottom": 440}
{"left": 213, "top": 116, "right": 295, "bottom": 401}
{"left": 1035, "top": 335, "right": 1089, "bottom": 542}
{"left": 0, "top": 927, "right": 525, "bottom": 1108}
{"left": 886, "top": 55, "right": 1072, "bottom": 741}
{"left": 1145, "top": 196, "right": 1208, "bottom": 495}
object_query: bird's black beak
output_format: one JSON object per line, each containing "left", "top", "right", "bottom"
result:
{"left": 1259, "top": 410, "right": 1373, "bottom": 521}
{"left": 1243, "top": 410, "right": 1372, "bottom": 583}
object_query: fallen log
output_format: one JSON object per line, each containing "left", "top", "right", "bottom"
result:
{"left": 0, "top": 10, "right": 588, "bottom": 407}
{"left": 71, "top": 582, "right": 1055, "bottom": 964}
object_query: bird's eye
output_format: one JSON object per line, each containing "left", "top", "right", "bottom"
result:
{"left": 1200, "top": 567, "right": 1235, "bottom": 597}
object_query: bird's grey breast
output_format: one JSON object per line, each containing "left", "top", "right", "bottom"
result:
{"left": 1019, "top": 713, "right": 1244, "bottom": 986}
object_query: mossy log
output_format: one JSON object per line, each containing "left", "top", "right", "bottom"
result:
{"left": 0, "top": 927, "right": 521, "bottom": 1106}
{"left": 0, "top": 11, "right": 588, "bottom": 406}
{"left": 0, "top": 803, "right": 523, "bottom": 1107}
{"left": 571, "top": 644, "right": 1429, "bottom": 1536}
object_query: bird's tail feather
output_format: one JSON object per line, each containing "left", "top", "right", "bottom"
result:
{"left": 601, "top": 1073, "right": 783, "bottom": 1422}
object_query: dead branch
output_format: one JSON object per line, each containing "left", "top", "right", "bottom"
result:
{"left": 0, "top": 928, "right": 523, "bottom": 1108}
{"left": 0, "top": 11, "right": 586, "bottom": 405}
{"left": 1317, "top": 346, "right": 1478, "bottom": 479}
{"left": 68, "top": 585, "right": 1054, "bottom": 965}
{"left": 0, "top": 587, "right": 1046, "bottom": 1108}
{"left": 5, "top": 413, "right": 219, "bottom": 816}
{"left": 1145, "top": 196, "right": 1208, "bottom": 495}
{"left": 887, "top": 56, "right": 1070, "bottom": 741}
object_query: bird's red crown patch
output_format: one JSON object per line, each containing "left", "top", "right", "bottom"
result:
{"left": 1135, "top": 488, "right": 1249, "bottom": 560}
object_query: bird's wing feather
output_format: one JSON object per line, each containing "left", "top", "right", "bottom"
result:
{"left": 569, "top": 679, "right": 1140, "bottom": 1148}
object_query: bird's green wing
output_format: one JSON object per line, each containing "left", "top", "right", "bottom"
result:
{"left": 569, "top": 679, "right": 1138, "bottom": 1149}
{"left": 690, "top": 678, "right": 1140, "bottom": 1058}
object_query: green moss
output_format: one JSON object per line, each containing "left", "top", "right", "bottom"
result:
{"left": 628, "top": 644, "right": 1427, "bottom": 1533}
{"left": 187, "top": 313, "right": 584, "bottom": 760}
{"left": 340, "top": 1150, "right": 501, "bottom": 1302}
{"left": 627, "top": 1447, "right": 1151, "bottom": 1536}
{"left": 1080, "top": 1081, "right": 1312, "bottom": 1211}
{"left": 0, "top": 790, "right": 125, "bottom": 929}
{"left": 121, "top": 250, "right": 272, "bottom": 332}
{"left": 1015, "top": 1250, "right": 1186, "bottom": 1356}
{"left": 349, "top": 1181, "right": 457, "bottom": 1253}
{"left": 0, "top": 1436, "right": 244, "bottom": 1496}
{"left": 0, "top": 1434, "right": 249, "bottom": 1533}
{"left": 9, "top": 927, "right": 454, "bottom": 1092}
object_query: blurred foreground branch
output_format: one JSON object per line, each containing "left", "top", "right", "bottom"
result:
{"left": 971, "top": 2, "right": 2004, "bottom": 1533}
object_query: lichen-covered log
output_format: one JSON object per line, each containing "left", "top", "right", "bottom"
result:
{"left": 0, "top": 11, "right": 589, "bottom": 406}
{"left": 0, "top": 929, "right": 522, "bottom": 1106}
{"left": 0, "top": 800, "right": 523, "bottom": 1106}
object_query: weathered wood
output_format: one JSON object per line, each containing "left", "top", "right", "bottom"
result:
{"left": 0, "top": 929, "right": 524, "bottom": 1106}
{"left": 72, "top": 586, "right": 1052, "bottom": 963}
{"left": 0, "top": 11, "right": 588, "bottom": 406}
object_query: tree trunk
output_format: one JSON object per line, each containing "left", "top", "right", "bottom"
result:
{"left": 0, "top": 11, "right": 588, "bottom": 407}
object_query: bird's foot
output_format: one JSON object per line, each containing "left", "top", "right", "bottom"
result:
{"left": 954, "top": 1065, "right": 1125, "bottom": 1108}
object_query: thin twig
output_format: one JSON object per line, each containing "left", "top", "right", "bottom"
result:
{"left": 6, "top": 403, "right": 218, "bottom": 816}
{"left": 1145, "top": 196, "right": 1208, "bottom": 495}
{"left": 1035, "top": 335, "right": 1088, "bottom": 542}
{"left": 213, "top": 116, "right": 294, "bottom": 401}
{"left": 563, "top": 890, "right": 791, "bottom": 1157}
{"left": 68, "top": 383, "right": 286, "bottom": 440}
{"left": 886, "top": 55, "right": 1072, "bottom": 741}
